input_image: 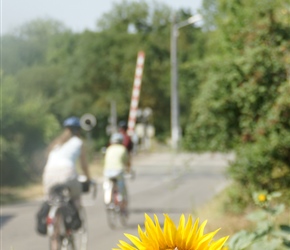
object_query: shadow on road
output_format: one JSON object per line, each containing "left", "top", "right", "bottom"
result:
{"left": 130, "top": 207, "right": 186, "bottom": 214}
{"left": 0, "top": 214, "right": 15, "bottom": 228}
{"left": 121, "top": 207, "right": 187, "bottom": 229}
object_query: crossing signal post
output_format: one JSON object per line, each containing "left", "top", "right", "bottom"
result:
{"left": 80, "top": 113, "right": 97, "bottom": 161}
{"left": 127, "top": 51, "right": 145, "bottom": 136}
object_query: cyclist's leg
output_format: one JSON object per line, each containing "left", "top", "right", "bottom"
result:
{"left": 117, "top": 174, "right": 128, "bottom": 211}
{"left": 45, "top": 182, "right": 64, "bottom": 250}
{"left": 49, "top": 227, "right": 58, "bottom": 250}
{"left": 103, "top": 177, "right": 114, "bottom": 205}
{"left": 65, "top": 176, "right": 82, "bottom": 208}
{"left": 66, "top": 177, "right": 82, "bottom": 198}
{"left": 48, "top": 208, "right": 63, "bottom": 250}
{"left": 73, "top": 206, "right": 88, "bottom": 250}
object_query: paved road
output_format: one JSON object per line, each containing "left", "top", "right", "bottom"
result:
{"left": 1, "top": 152, "right": 234, "bottom": 250}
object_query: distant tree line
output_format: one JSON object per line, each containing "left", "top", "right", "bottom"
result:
{"left": 1, "top": 0, "right": 290, "bottom": 205}
{"left": 2, "top": 0, "right": 203, "bottom": 185}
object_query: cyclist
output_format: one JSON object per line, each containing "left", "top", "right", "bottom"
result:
{"left": 103, "top": 132, "right": 130, "bottom": 212}
{"left": 43, "top": 116, "right": 91, "bottom": 202}
{"left": 118, "top": 121, "right": 133, "bottom": 154}
{"left": 42, "top": 116, "right": 91, "bottom": 248}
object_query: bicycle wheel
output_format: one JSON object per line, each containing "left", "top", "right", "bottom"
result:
{"left": 61, "top": 235, "right": 74, "bottom": 250}
{"left": 106, "top": 204, "right": 117, "bottom": 229}
{"left": 119, "top": 212, "right": 128, "bottom": 227}
{"left": 48, "top": 208, "right": 69, "bottom": 250}
{"left": 71, "top": 207, "right": 88, "bottom": 250}
{"left": 119, "top": 205, "right": 128, "bottom": 227}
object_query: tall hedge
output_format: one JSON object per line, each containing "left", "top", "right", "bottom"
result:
{"left": 184, "top": 0, "right": 290, "bottom": 195}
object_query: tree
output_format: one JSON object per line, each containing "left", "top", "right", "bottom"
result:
{"left": 1, "top": 75, "right": 60, "bottom": 185}
{"left": 184, "top": 0, "right": 290, "bottom": 194}
{"left": 0, "top": 1, "right": 209, "bottom": 186}
{"left": 54, "top": 0, "right": 176, "bottom": 141}
{"left": 94, "top": 0, "right": 204, "bottom": 139}
{"left": 1, "top": 19, "right": 68, "bottom": 185}
{"left": 2, "top": 18, "right": 69, "bottom": 75}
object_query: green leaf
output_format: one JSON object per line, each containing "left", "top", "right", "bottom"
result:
{"left": 271, "top": 204, "right": 285, "bottom": 216}
{"left": 255, "top": 221, "right": 273, "bottom": 236}
{"left": 280, "top": 225, "right": 290, "bottom": 234}
{"left": 246, "top": 210, "right": 268, "bottom": 221}
{"left": 251, "top": 238, "right": 283, "bottom": 250}
{"left": 272, "top": 229, "right": 290, "bottom": 240}
{"left": 228, "top": 230, "right": 256, "bottom": 250}
{"left": 269, "top": 192, "right": 282, "bottom": 198}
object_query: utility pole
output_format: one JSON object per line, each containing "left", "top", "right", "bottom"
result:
{"left": 170, "top": 14, "right": 180, "bottom": 150}
{"left": 110, "top": 100, "right": 117, "bottom": 133}
{"left": 170, "top": 14, "right": 202, "bottom": 150}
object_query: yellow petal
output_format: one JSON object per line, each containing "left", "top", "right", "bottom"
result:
{"left": 154, "top": 214, "right": 167, "bottom": 249}
{"left": 117, "top": 240, "right": 137, "bottom": 250}
{"left": 124, "top": 234, "right": 146, "bottom": 250}
{"left": 144, "top": 214, "right": 156, "bottom": 235}
{"left": 138, "top": 225, "right": 150, "bottom": 244}
{"left": 196, "top": 220, "right": 208, "bottom": 240}
{"left": 144, "top": 215, "right": 160, "bottom": 247}
{"left": 196, "top": 229, "right": 220, "bottom": 250}
{"left": 176, "top": 214, "right": 186, "bottom": 246}
{"left": 144, "top": 222, "right": 159, "bottom": 248}
{"left": 209, "top": 236, "right": 229, "bottom": 250}
{"left": 164, "top": 214, "right": 177, "bottom": 247}
{"left": 114, "top": 214, "right": 228, "bottom": 250}
{"left": 185, "top": 217, "right": 199, "bottom": 249}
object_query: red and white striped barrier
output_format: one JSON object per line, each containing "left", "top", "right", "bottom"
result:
{"left": 127, "top": 51, "right": 145, "bottom": 135}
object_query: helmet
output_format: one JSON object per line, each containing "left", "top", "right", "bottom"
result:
{"left": 63, "top": 116, "right": 81, "bottom": 127}
{"left": 118, "top": 121, "right": 127, "bottom": 130}
{"left": 110, "top": 133, "right": 124, "bottom": 144}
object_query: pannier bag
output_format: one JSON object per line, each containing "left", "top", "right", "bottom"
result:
{"left": 36, "top": 201, "right": 50, "bottom": 235}
{"left": 60, "top": 199, "right": 82, "bottom": 230}
{"left": 78, "top": 175, "right": 90, "bottom": 193}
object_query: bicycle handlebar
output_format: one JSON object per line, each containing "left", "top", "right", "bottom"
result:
{"left": 78, "top": 175, "right": 97, "bottom": 199}
{"left": 124, "top": 169, "right": 136, "bottom": 180}
{"left": 89, "top": 180, "right": 97, "bottom": 199}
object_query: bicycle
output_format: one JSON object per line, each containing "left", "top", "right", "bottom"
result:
{"left": 46, "top": 177, "right": 97, "bottom": 250}
{"left": 103, "top": 175, "right": 129, "bottom": 229}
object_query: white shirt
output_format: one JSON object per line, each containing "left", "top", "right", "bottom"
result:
{"left": 44, "top": 136, "right": 83, "bottom": 176}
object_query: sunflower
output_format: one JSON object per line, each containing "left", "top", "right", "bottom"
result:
{"left": 113, "top": 213, "right": 229, "bottom": 250}
{"left": 258, "top": 193, "right": 267, "bottom": 202}
{"left": 252, "top": 191, "right": 269, "bottom": 206}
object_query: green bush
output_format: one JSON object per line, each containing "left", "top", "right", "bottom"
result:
{"left": 221, "top": 184, "right": 252, "bottom": 214}
{"left": 1, "top": 76, "right": 61, "bottom": 186}
{"left": 228, "top": 134, "right": 290, "bottom": 195}
{"left": 226, "top": 191, "right": 290, "bottom": 250}
{"left": 184, "top": 0, "right": 290, "bottom": 206}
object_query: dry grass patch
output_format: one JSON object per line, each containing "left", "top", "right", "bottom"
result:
{"left": 1, "top": 182, "right": 43, "bottom": 205}
{"left": 88, "top": 155, "right": 104, "bottom": 178}
{"left": 194, "top": 186, "right": 290, "bottom": 239}
{"left": 194, "top": 192, "right": 252, "bottom": 237}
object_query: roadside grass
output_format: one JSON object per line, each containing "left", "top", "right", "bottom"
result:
{"left": 194, "top": 185, "right": 290, "bottom": 238}
{"left": 1, "top": 182, "right": 44, "bottom": 205}
{"left": 193, "top": 187, "right": 252, "bottom": 237}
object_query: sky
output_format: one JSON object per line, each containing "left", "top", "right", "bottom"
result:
{"left": 2, "top": 0, "right": 203, "bottom": 34}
